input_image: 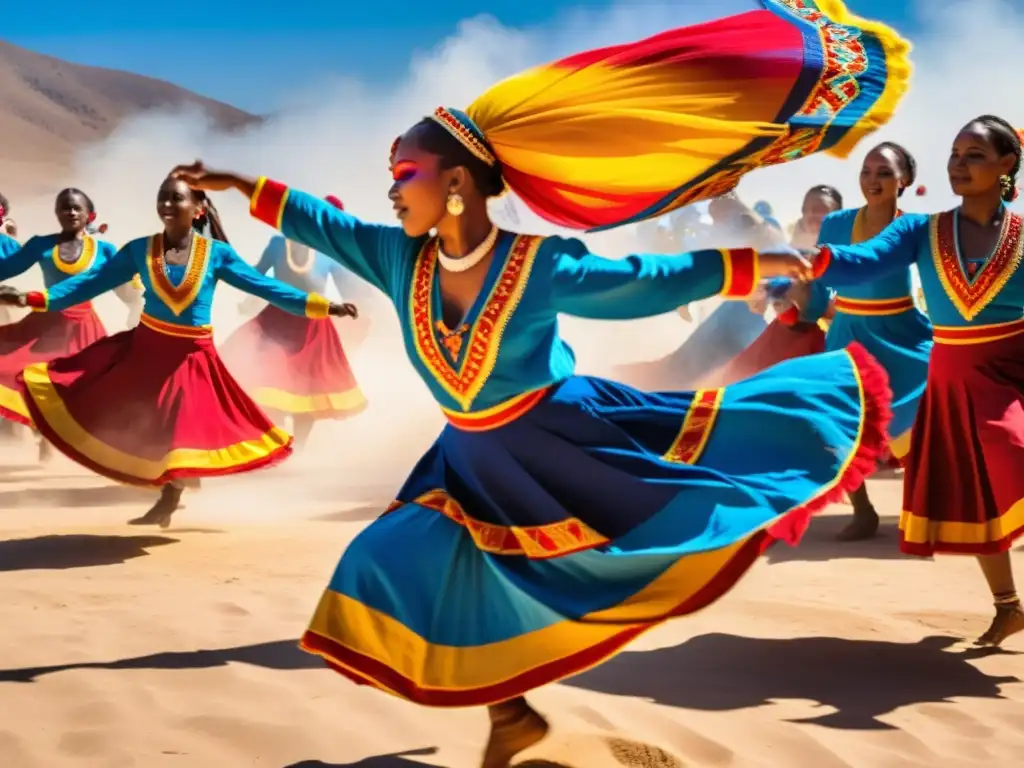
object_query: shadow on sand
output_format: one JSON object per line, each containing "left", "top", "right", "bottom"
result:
{"left": 284, "top": 748, "right": 441, "bottom": 767}
{"left": 313, "top": 505, "right": 383, "bottom": 523}
{"left": 0, "top": 533, "right": 178, "bottom": 572}
{"left": 565, "top": 633, "right": 1019, "bottom": 729}
{"left": 0, "top": 485, "right": 157, "bottom": 509}
{"left": 0, "top": 638, "right": 320, "bottom": 683}
{"left": 765, "top": 513, "right": 906, "bottom": 564}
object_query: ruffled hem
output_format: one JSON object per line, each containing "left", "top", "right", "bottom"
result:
{"left": 764, "top": 342, "right": 893, "bottom": 545}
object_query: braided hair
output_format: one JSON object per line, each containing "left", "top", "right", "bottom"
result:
{"left": 968, "top": 115, "right": 1022, "bottom": 202}
{"left": 873, "top": 142, "right": 917, "bottom": 196}
{"left": 191, "top": 189, "right": 229, "bottom": 243}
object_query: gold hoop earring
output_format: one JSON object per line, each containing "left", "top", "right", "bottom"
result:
{"left": 1000, "top": 175, "right": 1013, "bottom": 196}
{"left": 446, "top": 193, "right": 464, "bottom": 217}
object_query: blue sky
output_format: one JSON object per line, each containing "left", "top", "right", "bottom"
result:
{"left": 4, "top": 0, "right": 913, "bottom": 114}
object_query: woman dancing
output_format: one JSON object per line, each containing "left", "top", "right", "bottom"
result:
{"left": 175, "top": 1, "right": 906, "bottom": 763}
{"left": 0, "top": 177, "right": 354, "bottom": 525}
{"left": 811, "top": 114, "right": 1024, "bottom": 645}
{"left": 789, "top": 184, "right": 844, "bottom": 249}
{"left": 0, "top": 188, "right": 138, "bottom": 460}
{"left": 701, "top": 184, "right": 845, "bottom": 386}
{"left": 795, "top": 142, "right": 933, "bottom": 541}
{"left": 220, "top": 195, "right": 367, "bottom": 450}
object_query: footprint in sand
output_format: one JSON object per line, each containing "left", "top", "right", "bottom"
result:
{"left": 513, "top": 733, "right": 686, "bottom": 767}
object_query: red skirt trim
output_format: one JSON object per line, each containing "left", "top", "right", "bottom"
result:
{"left": 220, "top": 305, "right": 367, "bottom": 419}
{"left": 0, "top": 305, "right": 106, "bottom": 426}
{"left": 18, "top": 322, "right": 292, "bottom": 486}
{"left": 899, "top": 331, "right": 1024, "bottom": 555}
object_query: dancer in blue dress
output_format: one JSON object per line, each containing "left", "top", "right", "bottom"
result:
{"left": 172, "top": 1, "right": 906, "bottom": 763}
{"left": 787, "top": 143, "right": 933, "bottom": 540}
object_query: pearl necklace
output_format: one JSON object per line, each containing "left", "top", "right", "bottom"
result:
{"left": 437, "top": 226, "right": 499, "bottom": 273}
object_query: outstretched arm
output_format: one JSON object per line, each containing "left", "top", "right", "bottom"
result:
{"left": 814, "top": 214, "right": 927, "bottom": 285}
{"left": 549, "top": 237, "right": 763, "bottom": 320}
{"left": 216, "top": 243, "right": 332, "bottom": 319}
{"left": 0, "top": 236, "right": 40, "bottom": 281}
{"left": 27, "top": 245, "right": 139, "bottom": 312}
{"left": 249, "top": 178, "right": 410, "bottom": 297}
{"left": 168, "top": 164, "right": 412, "bottom": 299}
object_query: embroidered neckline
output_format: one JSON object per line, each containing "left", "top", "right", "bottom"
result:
{"left": 930, "top": 209, "right": 1023, "bottom": 320}
{"left": 146, "top": 233, "right": 210, "bottom": 316}
{"left": 851, "top": 207, "right": 902, "bottom": 245}
{"left": 50, "top": 236, "right": 96, "bottom": 275}
{"left": 409, "top": 234, "right": 540, "bottom": 411}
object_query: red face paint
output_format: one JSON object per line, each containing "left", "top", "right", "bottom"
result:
{"left": 392, "top": 161, "right": 417, "bottom": 182}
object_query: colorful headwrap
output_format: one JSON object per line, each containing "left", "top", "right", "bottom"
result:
{"left": 415, "top": 0, "right": 911, "bottom": 232}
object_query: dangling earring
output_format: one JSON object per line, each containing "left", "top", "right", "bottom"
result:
{"left": 446, "top": 193, "right": 464, "bottom": 217}
{"left": 1000, "top": 175, "right": 1013, "bottom": 197}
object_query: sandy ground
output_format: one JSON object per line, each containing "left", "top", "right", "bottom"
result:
{"left": 0, "top": 298, "right": 1021, "bottom": 767}
{"left": 0, "top": 433, "right": 1021, "bottom": 768}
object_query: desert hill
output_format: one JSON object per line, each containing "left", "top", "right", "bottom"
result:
{"left": 0, "top": 39, "right": 258, "bottom": 198}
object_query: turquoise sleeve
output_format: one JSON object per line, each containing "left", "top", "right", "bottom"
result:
{"left": 215, "top": 243, "right": 317, "bottom": 317}
{"left": 549, "top": 237, "right": 752, "bottom": 320}
{"left": 277, "top": 189, "right": 412, "bottom": 298}
{"left": 0, "top": 236, "right": 41, "bottom": 281}
{"left": 45, "top": 243, "right": 139, "bottom": 311}
{"left": 819, "top": 215, "right": 926, "bottom": 285}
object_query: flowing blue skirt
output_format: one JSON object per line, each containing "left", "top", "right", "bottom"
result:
{"left": 301, "top": 345, "right": 890, "bottom": 706}
{"left": 825, "top": 309, "right": 931, "bottom": 459}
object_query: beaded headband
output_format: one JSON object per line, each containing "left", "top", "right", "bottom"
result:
{"left": 427, "top": 107, "right": 497, "bottom": 166}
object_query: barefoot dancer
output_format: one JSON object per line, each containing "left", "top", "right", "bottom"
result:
{"left": 793, "top": 142, "right": 933, "bottom": 541}
{"left": 175, "top": 1, "right": 906, "bottom": 763}
{"left": 812, "top": 115, "right": 1024, "bottom": 646}
{"left": 0, "top": 177, "right": 355, "bottom": 526}
{"left": 220, "top": 196, "right": 367, "bottom": 451}
{"left": 0, "top": 189, "right": 136, "bottom": 460}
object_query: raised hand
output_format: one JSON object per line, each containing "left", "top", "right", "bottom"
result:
{"left": 329, "top": 302, "right": 358, "bottom": 319}
{"left": 168, "top": 160, "right": 240, "bottom": 192}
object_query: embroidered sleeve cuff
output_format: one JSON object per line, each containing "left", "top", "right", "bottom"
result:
{"left": 250, "top": 176, "right": 290, "bottom": 231}
{"left": 812, "top": 246, "right": 832, "bottom": 280}
{"left": 719, "top": 248, "right": 759, "bottom": 298}
{"left": 26, "top": 291, "right": 48, "bottom": 311}
{"left": 305, "top": 292, "right": 331, "bottom": 319}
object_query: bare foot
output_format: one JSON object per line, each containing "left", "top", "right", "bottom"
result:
{"left": 836, "top": 507, "right": 879, "bottom": 541}
{"left": 128, "top": 485, "right": 183, "bottom": 529}
{"left": 482, "top": 699, "right": 550, "bottom": 768}
{"left": 975, "top": 603, "right": 1024, "bottom": 647}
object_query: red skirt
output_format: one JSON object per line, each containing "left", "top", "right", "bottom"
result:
{"left": 220, "top": 305, "right": 366, "bottom": 420}
{"left": 900, "top": 329, "right": 1024, "bottom": 555}
{"left": 698, "top": 319, "right": 826, "bottom": 386}
{"left": 16, "top": 316, "right": 292, "bottom": 486}
{"left": 0, "top": 304, "right": 106, "bottom": 426}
